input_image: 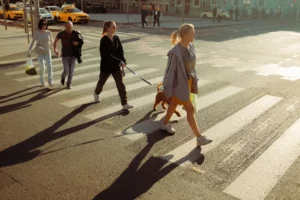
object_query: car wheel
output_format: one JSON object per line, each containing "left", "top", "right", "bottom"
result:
{"left": 68, "top": 17, "right": 72, "bottom": 22}
{"left": 202, "top": 14, "right": 207, "bottom": 18}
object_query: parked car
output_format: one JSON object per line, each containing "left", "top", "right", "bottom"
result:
{"left": 27, "top": 8, "right": 54, "bottom": 24}
{"left": 44, "top": 6, "right": 61, "bottom": 18}
{"left": 54, "top": 5, "right": 89, "bottom": 23}
{"left": 201, "top": 10, "right": 230, "bottom": 20}
{"left": 0, "top": 4, "right": 23, "bottom": 20}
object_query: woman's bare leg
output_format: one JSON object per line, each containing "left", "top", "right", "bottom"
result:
{"left": 183, "top": 101, "right": 201, "bottom": 137}
{"left": 163, "top": 98, "right": 178, "bottom": 125}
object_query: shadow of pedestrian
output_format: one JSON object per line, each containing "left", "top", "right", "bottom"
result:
{"left": 93, "top": 132, "right": 203, "bottom": 200}
{"left": 0, "top": 88, "right": 64, "bottom": 115}
{"left": 0, "top": 86, "right": 40, "bottom": 100}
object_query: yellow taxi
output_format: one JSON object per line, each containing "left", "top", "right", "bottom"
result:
{"left": 54, "top": 5, "right": 89, "bottom": 23}
{"left": 0, "top": 4, "right": 24, "bottom": 20}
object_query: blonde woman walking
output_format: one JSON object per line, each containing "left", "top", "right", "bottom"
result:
{"left": 161, "top": 24, "right": 212, "bottom": 147}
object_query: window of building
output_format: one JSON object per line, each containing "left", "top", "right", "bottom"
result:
{"left": 259, "top": 0, "right": 264, "bottom": 7}
{"left": 244, "top": 0, "right": 251, "bottom": 5}
{"left": 194, "top": 0, "right": 200, "bottom": 6}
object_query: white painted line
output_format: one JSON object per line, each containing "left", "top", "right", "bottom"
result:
{"left": 83, "top": 32, "right": 101, "bottom": 37}
{"left": 209, "top": 52, "right": 216, "bottom": 54}
{"left": 285, "top": 58, "right": 291, "bottom": 62}
{"left": 149, "top": 54, "right": 158, "bottom": 56}
{"left": 223, "top": 116, "right": 300, "bottom": 200}
{"left": 125, "top": 49, "right": 136, "bottom": 53}
{"left": 115, "top": 86, "right": 244, "bottom": 141}
{"left": 47, "top": 64, "right": 140, "bottom": 97}
{"left": 59, "top": 68, "right": 159, "bottom": 107}
{"left": 84, "top": 79, "right": 211, "bottom": 121}
{"left": 84, "top": 39, "right": 92, "bottom": 43}
{"left": 161, "top": 95, "right": 282, "bottom": 166}
{"left": 83, "top": 35, "right": 101, "bottom": 41}
{"left": 292, "top": 55, "right": 299, "bottom": 58}
{"left": 162, "top": 56, "right": 168, "bottom": 59}
{"left": 5, "top": 55, "right": 95, "bottom": 76}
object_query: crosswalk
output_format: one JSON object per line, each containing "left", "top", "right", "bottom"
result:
{"left": 3, "top": 52, "right": 300, "bottom": 200}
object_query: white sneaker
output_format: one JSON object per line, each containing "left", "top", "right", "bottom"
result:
{"left": 196, "top": 136, "right": 212, "bottom": 147}
{"left": 160, "top": 118, "right": 176, "bottom": 133}
{"left": 93, "top": 92, "right": 100, "bottom": 103}
{"left": 123, "top": 103, "right": 133, "bottom": 110}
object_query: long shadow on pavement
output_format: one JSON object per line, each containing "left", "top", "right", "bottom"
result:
{"left": 94, "top": 132, "right": 203, "bottom": 200}
{"left": 0, "top": 88, "right": 64, "bottom": 115}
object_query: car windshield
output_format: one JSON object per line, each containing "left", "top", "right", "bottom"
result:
{"left": 67, "top": 8, "right": 81, "bottom": 13}
{"left": 49, "top": 7, "right": 59, "bottom": 11}
{"left": 40, "top": 8, "right": 48, "bottom": 13}
{"left": 9, "top": 7, "right": 20, "bottom": 11}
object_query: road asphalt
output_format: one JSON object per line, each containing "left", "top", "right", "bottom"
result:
{"left": 1, "top": 20, "right": 300, "bottom": 200}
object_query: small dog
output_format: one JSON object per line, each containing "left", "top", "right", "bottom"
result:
{"left": 153, "top": 83, "right": 181, "bottom": 117}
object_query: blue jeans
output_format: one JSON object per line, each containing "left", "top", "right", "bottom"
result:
{"left": 62, "top": 57, "right": 76, "bottom": 85}
{"left": 37, "top": 53, "right": 53, "bottom": 85}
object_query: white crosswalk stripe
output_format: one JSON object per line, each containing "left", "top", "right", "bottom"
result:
{"left": 59, "top": 68, "right": 159, "bottom": 107}
{"left": 223, "top": 117, "right": 300, "bottom": 200}
{"left": 161, "top": 95, "right": 282, "bottom": 167}
{"left": 114, "top": 86, "right": 244, "bottom": 141}
{"left": 83, "top": 80, "right": 211, "bottom": 121}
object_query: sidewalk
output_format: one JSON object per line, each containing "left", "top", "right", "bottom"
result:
{"left": 89, "top": 13, "right": 252, "bottom": 28}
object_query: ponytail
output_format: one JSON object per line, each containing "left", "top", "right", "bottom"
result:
{"left": 170, "top": 31, "right": 179, "bottom": 45}
{"left": 170, "top": 23, "right": 194, "bottom": 46}
{"left": 102, "top": 20, "right": 115, "bottom": 37}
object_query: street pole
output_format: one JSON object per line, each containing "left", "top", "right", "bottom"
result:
{"left": 296, "top": 0, "right": 300, "bottom": 20}
{"left": 81, "top": 0, "right": 83, "bottom": 11}
{"left": 33, "top": 0, "right": 40, "bottom": 30}
{"left": 3, "top": 2, "right": 7, "bottom": 30}
{"left": 127, "top": 0, "right": 129, "bottom": 22}
{"left": 23, "top": 0, "right": 30, "bottom": 43}
{"left": 29, "top": 1, "right": 34, "bottom": 36}
{"left": 182, "top": 0, "right": 185, "bottom": 23}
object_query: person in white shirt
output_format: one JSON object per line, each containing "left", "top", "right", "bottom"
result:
{"left": 28, "top": 19, "right": 54, "bottom": 88}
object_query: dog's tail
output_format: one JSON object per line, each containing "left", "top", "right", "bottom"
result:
{"left": 157, "top": 82, "right": 163, "bottom": 92}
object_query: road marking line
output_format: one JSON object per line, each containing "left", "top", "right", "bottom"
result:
{"left": 41, "top": 64, "right": 140, "bottom": 96}
{"left": 223, "top": 116, "right": 300, "bottom": 200}
{"left": 285, "top": 58, "right": 291, "bottom": 62}
{"left": 84, "top": 79, "right": 211, "bottom": 121}
{"left": 161, "top": 95, "right": 282, "bottom": 167}
{"left": 115, "top": 86, "right": 243, "bottom": 141}
{"left": 292, "top": 55, "right": 299, "bottom": 58}
{"left": 59, "top": 68, "right": 159, "bottom": 107}
{"left": 82, "top": 35, "right": 101, "bottom": 40}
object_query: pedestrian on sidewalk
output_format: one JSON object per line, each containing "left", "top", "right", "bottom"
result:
{"left": 53, "top": 21, "right": 80, "bottom": 89}
{"left": 217, "top": 7, "right": 223, "bottom": 23}
{"left": 93, "top": 21, "right": 133, "bottom": 110}
{"left": 235, "top": 6, "right": 240, "bottom": 21}
{"left": 153, "top": 6, "right": 161, "bottom": 27}
{"left": 212, "top": 7, "right": 217, "bottom": 22}
{"left": 160, "top": 24, "right": 212, "bottom": 147}
{"left": 141, "top": 5, "right": 148, "bottom": 28}
{"left": 28, "top": 19, "right": 54, "bottom": 88}
{"left": 148, "top": 4, "right": 153, "bottom": 26}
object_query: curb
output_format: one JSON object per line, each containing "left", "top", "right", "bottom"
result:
{"left": 159, "top": 22, "right": 253, "bottom": 30}
{"left": 0, "top": 20, "right": 63, "bottom": 32}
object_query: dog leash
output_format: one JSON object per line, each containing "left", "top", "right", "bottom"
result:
{"left": 125, "top": 65, "right": 153, "bottom": 86}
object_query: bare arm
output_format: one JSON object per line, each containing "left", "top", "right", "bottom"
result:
{"left": 53, "top": 38, "right": 60, "bottom": 56}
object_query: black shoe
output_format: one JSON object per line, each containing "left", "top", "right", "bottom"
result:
{"left": 61, "top": 78, "right": 65, "bottom": 86}
{"left": 67, "top": 84, "right": 72, "bottom": 89}
{"left": 78, "top": 57, "right": 82, "bottom": 64}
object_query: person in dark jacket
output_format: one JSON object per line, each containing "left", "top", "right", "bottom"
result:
{"left": 93, "top": 21, "right": 133, "bottom": 110}
{"left": 141, "top": 5, "right": 148, "bottom": 28}
{"left": 153, "top": 6, "right": 161, "bottom": 27}
{"left": 71, "top": 30, "right": 84, "bottom": 64}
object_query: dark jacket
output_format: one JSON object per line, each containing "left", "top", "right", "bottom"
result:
{"left": 72, "top": 30, "right": 84, "bottom": 64}
{"left": 100, "top": 35, "right": 126, "bottom": 73}
{"left": 154, "top": 10, "right": 161, "bottom": 19}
